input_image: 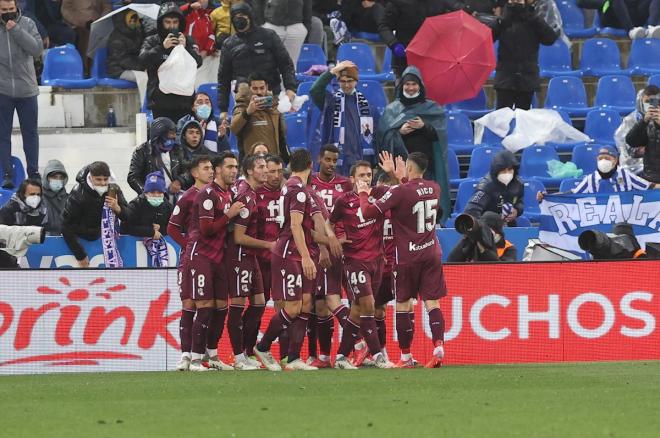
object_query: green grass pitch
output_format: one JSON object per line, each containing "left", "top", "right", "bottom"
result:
{"left": 2, "top": 361, "right": 660, "bottom": 437}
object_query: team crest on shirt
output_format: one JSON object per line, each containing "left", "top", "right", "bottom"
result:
{"left": 242, "top": 285, "right": 249, "bottom": 293}
{"left": 239, "top": 207, "right": 249, "bottom": 219}
{"left": 234, "top": 267, "right": 240, "bottom": 273}
{"left": 206, "top": 187, "right": 212, "bottom": 194}
{"left": 368, "top": 196, "right": 375, "bottom": 203}
{"left": 203, "top": 199, "right": 213, "bottom": 210}
{"left": 296, "top": 192, "right": 307, "bottom": 202}
{"left": 280, "top": 269, "right": 286, "bottom": 276}
{"left": 335, "top": 184, "right": 343, "bottom": 191}
{"left": 172, "top": 205, "right": 180, "bottom": 215}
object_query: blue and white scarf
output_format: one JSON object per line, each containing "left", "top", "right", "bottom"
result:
{"left": 144, "top": 237, "right": 169, "bottom": 267}
{"left": 101, "top": 204, "right": 123, "bottom": 268}
{"left": 332, "top": 90, "right": 374, "bottom": 170}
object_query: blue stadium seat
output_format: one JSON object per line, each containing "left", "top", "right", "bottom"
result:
{"left": 447, "top": 112, "right": 475, "bottom": 154}
{"left": 91, "top": 47, "right": 137, "bottom": 89}
{"left": 559, "top": 177, "right": 582, "bottom": 192}
{"left": 196, "top": 83, "right": 236, "bottom": 118}
{"left": 539, "top": 40, "right": 582, "bottom": 78}
{"left": 649, "top": 74, "right": 660, "bottom": 87}
{"left": 296, "top": 44, "right": 327, "bottom": 81}
{"left": 545, "top": 109, "right": 584, "bottom": 152}
{"left": 556, "top": 1, "right": 597, "bottom": 38}
{"left": 467, "top": 145, "right": 503, "bottom": 179}
{"left": 571, "top": 143, "right": 600, "bottom": 174}
{"left": 579, "top": 38, "right": 623, "bottom": 76}
{"left": 446, "top": 89, "right": 492, "bottom": 119}
{"left": 594, "top": 75, "right": 635, "bottom": 114}
{"left": 41, "top": 44, "right": 97, "bottom": 88}
{"left": 544, "top": 76, "right": 595, "bottom": 117}
{"left": 521, "top": 178, "right": 546, "bottom": 222}
{"left": 447, "top": 148, "right": 465, "bottom": 188}
{"left": 584, "top": 109, "right": 621, "bottom": 144}
{"left": 380, "top": 48, "right": 396, "bottom": 81}
{"left": 453, "top": 179, "right": 480, "bottom": 217}
{"left": 285, "top": 113, "right": 308, "bottom": 151}
{"left": 296, "top": 81, "right": 335, "bottom": 116}
{"left": 356, "top": 80, "right": 388, "bottom": 117}
{"left": 627, "top": 38, "right": 660, "bottom": 75}
{"left": 592, "top": 13, "right": 628, "bottom": 37}
{"left": 0, "top": 156, "right": 26, "bottom": 191}
{"left": 353, "top": 31, "right": 381, "bottom": 42}
{"left": 519, "top": 145, "right": 563, "bottom": 186}
{"left": 514, "top": 215, "right": 532, "bottom": 227}
{"left": 337, "top": 42, "right": 390, "bottom": 81}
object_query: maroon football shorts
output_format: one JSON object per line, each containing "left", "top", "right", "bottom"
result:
{"left": 315, "top": 253, "right": 343, "bottom": 297}
{"left": 393, "top": 257, "right": 447, "bottom": 303}
{"left": 227, "top": 255, "right": 264, "bottom": 298}
{"left": 375, "top": 271, "right": 394, "bottom": 307}
{"left": 186, "top": 258, "right": 228, "bottom": 301}
{"left": 257, "top": 256, "right": 272, "bottom": 302}
{"left": 343, "top": 258, "right": 384, "bottom": 303}
{"left": 271, "top": 252, "right": 311, "bottom": 301}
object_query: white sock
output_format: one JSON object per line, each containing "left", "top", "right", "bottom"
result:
{"left": 372, "top": 352, "right": 383, "bottom": 361}
{"left": 381, "top": 348, "right": 389, "bottom": 360}
{"left": 191, "top": 352, "right": 203, "bottom": 361}
{"left": 181, "top": 352, "right": 191, "bottom": 360}
{"left": 235, "top": 353, "right": 245, "bottom": 362}
{"left": 433, "top": 344, "right": 445, "bottom": 358}
{"left": 400, "top": 353, "right": 412, "bottom": 362}
{"left": 206, "top": 348, "right": 217, "bottom": 358}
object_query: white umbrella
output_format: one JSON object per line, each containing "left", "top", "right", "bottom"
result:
{"left": 87, "top": 4, "right": 161, "bottom": 57}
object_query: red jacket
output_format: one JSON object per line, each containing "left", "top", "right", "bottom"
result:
{"left": 180, "top": 5, "right": 216, "bottom": 54}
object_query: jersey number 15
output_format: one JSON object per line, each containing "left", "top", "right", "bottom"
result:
{"left": 412, "top": 199, "right": 438, "bottom": 233}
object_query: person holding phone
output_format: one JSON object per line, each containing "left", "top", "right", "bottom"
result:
{"left": 626, "top": 89, "right": 660, "bottom": 185}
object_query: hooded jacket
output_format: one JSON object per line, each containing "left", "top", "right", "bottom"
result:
{"left": 139, "top": 2, "right": 203, "bottom": 110}
{"left": 253, "top": 0, "right": 312, "bottom": 30}
{"left": 127, "top": 117, "right": 186, "bottom": 195}
{"left": 0, "top": 192, "right": 48, "bottom": 227}
{"left": 41, "top": 159, "right": 69, "bottom": 235}
{"left": 107, "top": 9, "right": 146, "bottom": 78}
{"left": 0, "top": 11, "right": 42, "bottom": 98}
{"left": 625, "top": 116, "right": 660, "bottom": 184}
{"left": 120, "top": 194, "right": 173, "bottom": 238}
{"left": 177, "top": 118, "right": 218, "bottom": 189}
{"left": 61, "top": 166, "right": 129, "bottom": 261}
{"left": 217, "top": 2, "right": 297, "bottom": 113}
{"left": 464, "top": 150, "right": 524, "bottom": 220}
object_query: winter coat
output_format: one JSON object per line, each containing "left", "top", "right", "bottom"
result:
{"left": 127, "top": 140, "right": 186, "bottom": 195}
{"left": 0, "top": 13, "right": 42, "bottom": 98}
{"left": 41, "top": 159, "right": 69, "bottom": 235}
{"left": 0, "top": 193, "right": 48, "bottom": 227}
{"left": 253, "top": 0, "right": 312, "bottom": 30}
{"left": 464, "top": 150, "right": 524, "bottom": 220}
{"left": 342, "top": 0, "right": 385, "bottom": 34}
{"left": 61, "top": 0, "right": 111, "bottom": 28}
{"left": 61, "top": 167, "right": 128, "bottom": 261}
{"left": 139, "top": 2, "right": 203, "bottom": 111}
{"left": 180, "top": 5, "right": 216, "bottom": 54}
{"left": 177, "top": 118, "right": 219, "bottom": 189}
{"left": 210, "top": 0, "right": 238, "bottom": 48}
{"left": 120, "top": 194, "right": 173, "bottom": 238}
{"left": 176, "top": 112, "right": 231, "bottom": 152}
{"left": 217, "top": 2, "right": 297, "bottom": 114}
{"left": 492, "top": 4, "right": 558, "bottom": 92}
{"left": 107, "top": 9, "right": 146, "bottom": 78}
{"left": 625, "top": 119, "right": 660, "bottom": 183}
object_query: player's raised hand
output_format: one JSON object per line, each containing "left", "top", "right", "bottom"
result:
{"left": 356, "top": 179, "right": 371, "bottom": 194}
{"left": 378, "top": 151, "right": 395, "bottom": 174}
{"left": 226, "top": 201, "right": 245, "bottom": 218}
{"left": 394, "top": 156, "right": 408, "bottom": 181}
{"left": 302, "top": 256, "right": 317, "bottom": 280}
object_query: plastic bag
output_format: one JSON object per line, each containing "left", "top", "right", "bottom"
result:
{"left": 277, "top": 91, "right": 309, "bottom": 113}
{"left": 158, "top": 45, "right": 197, "bottom": 96}
{"left": 547, "top": 159, "right": 583, "bottom": 178}
{"left": 502, "top": 109, "right": 590, "bottom": 152}
{"left": 474, "top": 107, "right": 515, "bottom": 144}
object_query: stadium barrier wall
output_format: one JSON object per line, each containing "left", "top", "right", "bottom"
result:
{"left": 1, "top": 260, "right": 658, "bottom": 374}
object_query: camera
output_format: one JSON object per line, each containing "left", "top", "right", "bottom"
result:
{"left": 0, "top": 225, "right": 46, "bottom": 267}
{"left": 578, "top": 223, "right": 644, "bottom": 260}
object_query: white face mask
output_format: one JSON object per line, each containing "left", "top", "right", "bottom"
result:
{"left": 597, "top": 159, "right": 615, "bottom": 174}
{"left": 497, "top": 172, "right": 514, "bottom": 186}
{"left": 403, "top": 91, "right": 420, "bottom": 99}
{"left": 25, "top": 195, "right": 41, "bottom": 209}
{"left": 643, "top": 102, "right": 651, "bottom": 114}
{"left": 49, "top": 179, "right": 64, "bottom": 192}
{"left": 95, "top": 185, "right": 109, "bottom": 195}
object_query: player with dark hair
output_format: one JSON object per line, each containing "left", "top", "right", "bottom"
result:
{"left": 255, "top": 149, "right": 322, "bottom": 371}
{"left": 357, "top": 152, "right": 448, "bottom": 368}
{"left": 186, "top": 152, "right": 245, "bottom": 371}
{"left": 329, "top": 159, "right": 395, "bottom": 369}
{"left": 167, "top": 155, "right": 214, "bottom": 371}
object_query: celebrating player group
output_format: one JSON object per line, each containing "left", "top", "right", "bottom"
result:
{"left": 167, "top": 145, "right": 448, "bottom": 372}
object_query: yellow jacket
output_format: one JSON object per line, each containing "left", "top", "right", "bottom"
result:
{"left": 211, "top": 0, "right": 239, "bottom": 42}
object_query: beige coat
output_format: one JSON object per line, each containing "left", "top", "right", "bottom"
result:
{"left": 61, "top": 0, "right": 112, "bottom": 28}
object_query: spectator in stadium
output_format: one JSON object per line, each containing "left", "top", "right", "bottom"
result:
{"left": 60, "top": 0, "right": 111, "bottom": 72}
{"left": 248, "top": 142, "right": 270, "bottom": 156}
{"left": 20, "top": 0, "right": 76, "bottom": 48}
{"left": 180, "top": 0, "right": 218, "bottom": 84}
{"left": 615, "top": 86, "right": 660, "bottom": 175}
{"left": 230, "top": 74, "right": 289, "bottom": 162}
{"left": 252, "top": 0, "right": 311, "bottom": 66}
{"left": 374, "top": 65, "right": 451, "bottom": 220}
{"left": 0, "top": 178, "right": 48, "bottom": 228}
{"left": 341, "top": 0, "right": 385, "bottom": 35}
{"left": 492, "top": 0, "right": 558, "bottom": 110}
{"left": 176, "top": 91, "right": 230, "bottom": 153}
{"left": 0, "top": 0, "right": 42, "bottom": 189}
{"left": 465, "top": 149, "right": 524, "bottom": 225}
{"left": 61, "top": 161, "right": 128, "bottom": 268}
{"left": 626, "top": 92, "right": 660, "bottom": 185}
{"left": 121, "top": 171, "right": 173, "bottom": 239}
{"left": 217, "top": 2, "right": 297, "bottom": 118}
{"left": 310, "top": 60, "right": 376, "bottom": 175}
{"left": 127, "top": 117, "right": 186, "bottom": 196}
{"left": 177, "top": 119, "right": 218, "bottom": 189}
{"left": 597, "top": 0, "right": 660, "bottom": 38}
{"left": 106, "top": 8, "right": 145, "bottom": 81}
{"left": 210, "top": 0, "right": 234, "bottom": 49}
{"left": 447, "top": 211, "right": 517, "bottom": 262}
{"left": 139, "top": 2, "right": 203, "bottom": 122}
{"left": 41, "top": 159, "right": 69, "bottom": 235}
{"left": 377, "top": 0, "right": 465, "bottom": 78}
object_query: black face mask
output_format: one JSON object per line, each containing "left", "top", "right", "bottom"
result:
{"left": 1, "top": 11, "right": 18, "bottom": 23}
{"left": 233, "top": 16, "right": 249, "bottom": 32}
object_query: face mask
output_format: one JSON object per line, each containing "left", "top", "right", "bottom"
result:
{"left": 49, "top": 179, "right": 64, "bottom": 192}
{"left": 1, "top": 12, "right": 18, "bottom": 23}
{"left": 233, "top": 16, "right": 249, "bottom": 32}
{"left": 95, "top": 185, "right": 109, "bottom": 196}
{"left": 147, "top": 196, "right": 164, "bottom": 207}
{"left": 643, "top": 102, "right": 651, "bottom": 114}
{"left": 25, "top": 195, "right": 41, "bottom": 209}
{"left": 497, "top": 172, "right": 514, "bottom": 186}
{"left": 160, "top": 138, "right": 176, "bottom": 152}
{"left": 195, "top": 104, "right": 212, "bottom": 120}
{"left": 597, "top": 159, "right": 615, "bottom": 174}
{"left": 403, "top": 91, "right": 420, "bottom": 99}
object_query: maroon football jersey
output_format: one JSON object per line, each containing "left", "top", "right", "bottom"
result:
{"left": 373, "top": 178, "right": 442, "bottom": 264}
{"left": 255, "top": 184, "right": 282, "bottom": 260}
{"left": 310, "top": 173, "right": 351, "bottom": 235}
{"left": 186, "top": 181, "right": 232, "bottom": 264}
{"left": 168, "top": 186, "right": 199, "bottom": 259}
{"left": 306, "top": 189, "right": 326, "bottom": 260}
{"left": 272, "top": 176, "right": 315, "bottom": 261}
{"left": 383, "top": 210, "right": 395, "bottom": 272}
{"left": 226, "top": 179, "right": 260, "bottom": 260}
{"left": 330, "top": 185, "right": 388, "bottom": 262}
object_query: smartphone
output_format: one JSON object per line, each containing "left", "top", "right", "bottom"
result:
{"left": 649, "top": 97, "right": 660, "bottom": 108}
{"left": 107, "top": 184, "right": 118, "bottom": 199}
{"left": 256, "top": 95, "right": 273, "bottom": 107}
{"left": 170, "top": 30, "right": 180, "bottom": 38}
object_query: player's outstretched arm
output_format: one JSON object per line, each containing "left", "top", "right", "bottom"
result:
{"left": 234, "top": 224, "right": 274, "bottom": 250}
{"left": 356, "top": 180, "right": 383, "bottom": 220}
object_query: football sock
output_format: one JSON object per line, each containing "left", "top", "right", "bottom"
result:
{"left": 307, "top": 312, "right": 318, "bottom": 358}
{"left": 227, "top": 305, "right": 244, "bottom": 356}
{"left": 206, "top": 306, "right": 228, "bottom": 351}
{"left": 337, "top": 318, "right": 361, "bottom": 357}
{"left": 428, "top": 308, "right": 445, "bottom": 343}
{"left": 287, "top": 312, "right": 310, "bottom": 362}
{"left": 360, "top": 315, "right": 382, "bottom": 355}
{"left": 317, "top": 315, "right": 334, "bottom": 356}
{"left": 242, "top": 304, "right": 265, "bottom": 356}
{"left": 395, "top": 311, "right": 413, "bottom": 352}
{"left": 332, "top": 305, "right": 349, "bottom": 328}
{"left": 257, "top": 309, "right": 291, "bottom": 352}
{"left": 375, "top": 316, "right": 386, "bottom": 347}
{"left": 192, "top": 307, "right": 213, "bottom": 355}
{"left": 409, "top": 311, "right": 416, "bottom": 340}
{"left": 180, "top": 308, "right": 195, "bottom": 354}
